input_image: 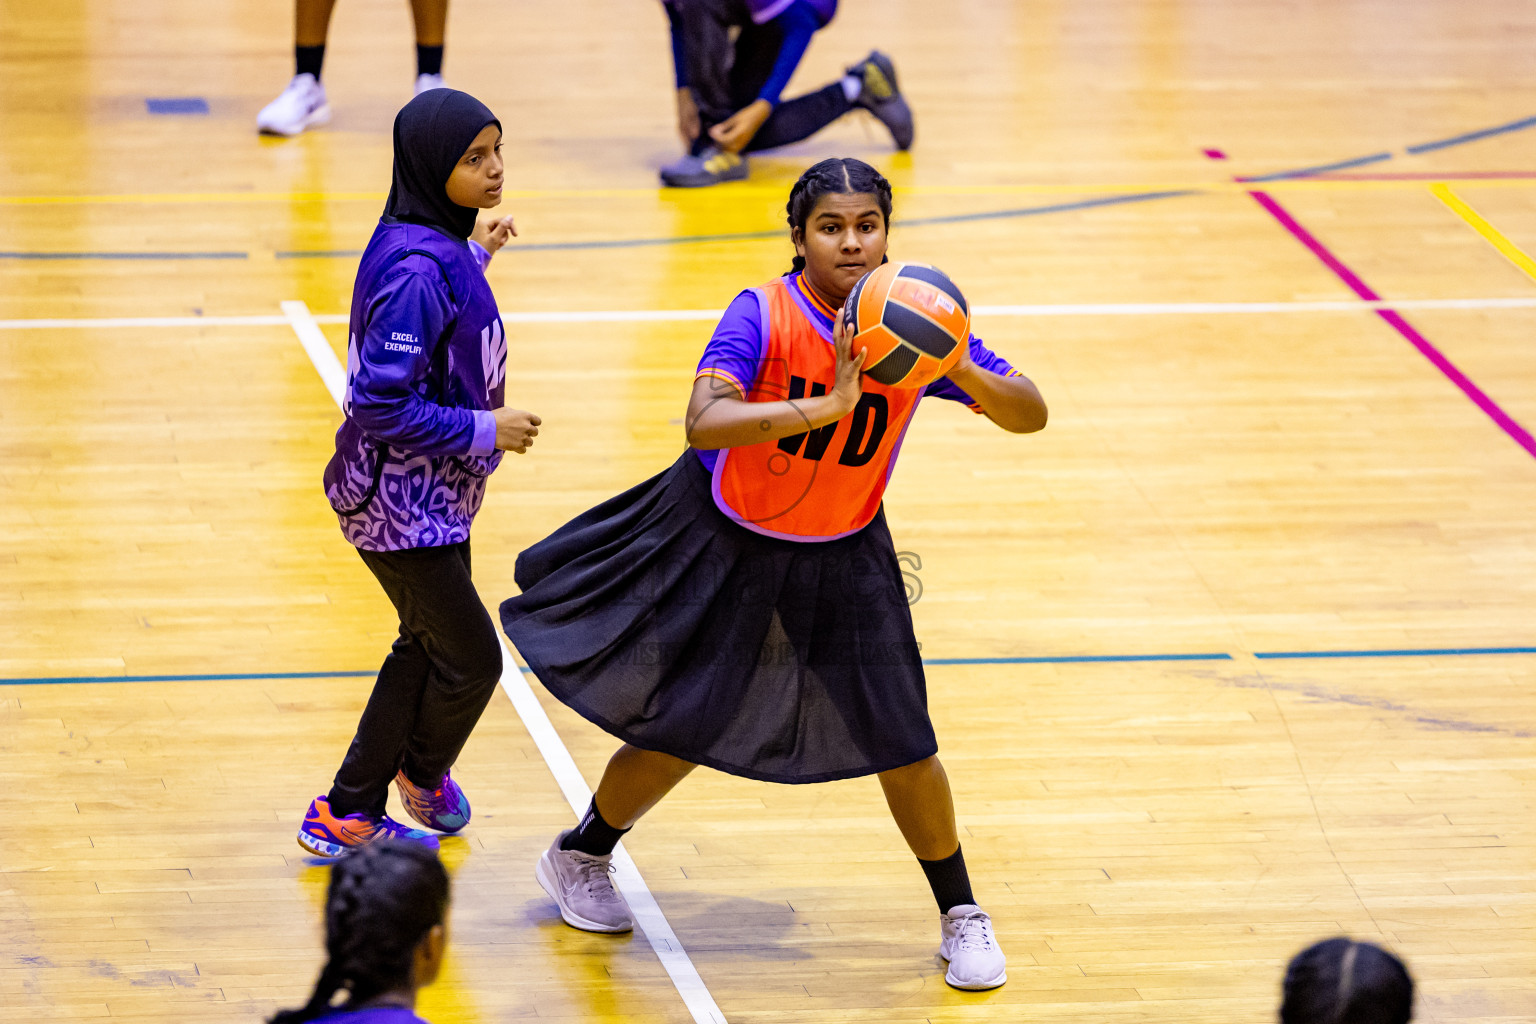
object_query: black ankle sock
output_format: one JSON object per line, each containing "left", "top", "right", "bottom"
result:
{"left": 560, "top": 797, "right": 630, "bottom": 856}
{"left": 416, "top": 44, "right": 444, "bottom": 78}
{"left": 918, "top": 845, "right": 976, "bottom": 914}
{"left": 295, "top": 44, "right": 325, "bottom": 80}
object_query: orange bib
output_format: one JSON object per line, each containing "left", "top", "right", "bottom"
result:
{"left": 711, "top": 277, "right": 923, "bottom": 541}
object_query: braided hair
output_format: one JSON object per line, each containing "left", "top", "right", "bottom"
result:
{"left": 270, "top": 841, "right": 450, "bottom": 1024}
{"left": 785, "top": 157, "right": 893, "bottom": 274}
{"left": 1280, "top": 937, "right": 1414, "bottom": 1024}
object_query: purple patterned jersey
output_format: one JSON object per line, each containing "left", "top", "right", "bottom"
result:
{"left": 323, "top": 221, "right": 506, "bottom": 551}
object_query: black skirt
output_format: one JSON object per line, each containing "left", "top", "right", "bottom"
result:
{"left": 499, "top": 451, "right": 936, "bottom": 784}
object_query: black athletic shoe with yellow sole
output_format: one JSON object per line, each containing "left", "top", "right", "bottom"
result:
{"left": 659, "top": 146, "right": 749, "bottom": 188}
{"left": 848, "top": 50, "right": 914, "bottom": 150}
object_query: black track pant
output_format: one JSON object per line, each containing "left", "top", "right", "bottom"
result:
{"left": 328, "top": 540, "right": 502, "bottom": 819}
{"left": 672, "top": 0, "right": 853, "bottom": 155}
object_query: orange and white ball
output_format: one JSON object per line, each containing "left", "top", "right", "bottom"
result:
{"left": 842, "top": 262, "right": 970, "bottom": 388}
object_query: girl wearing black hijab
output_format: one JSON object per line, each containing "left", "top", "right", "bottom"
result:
{"left": 299, "top": 89, "right": 542, "bottom": 859}
{"left": 1281, "top": 938, "right": 1414, "bottom": 1024}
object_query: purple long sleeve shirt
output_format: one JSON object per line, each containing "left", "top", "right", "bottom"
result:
{"left": 323, "top": 221, "right": 507, "bottom": 551}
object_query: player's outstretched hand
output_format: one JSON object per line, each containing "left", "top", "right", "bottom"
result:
{"left": 472, "top": 215, "right": 518, "bottom": 257}
{"left": 494, "top": 407, "right": 540, "bottom": 453}
{"left": 830, "top": 309, "right": 865, "bottom": 415}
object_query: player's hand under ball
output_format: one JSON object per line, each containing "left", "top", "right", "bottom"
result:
{"left": 494, "top": 407, "right": 541, "bottom": 453}
{"left": 830, "top": 310, "right": 866, "bottom": 416}
{"left": 943, "top": 335, "right": 975, "bottom": 381}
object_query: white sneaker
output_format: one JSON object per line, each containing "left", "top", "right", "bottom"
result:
{"left": 256, "top": 73, "right": 330, "bottom": 136}
{"left": 535, "top": 830, "right": 635, "bottom": 933}
{"left": 414, "top": 73, "right": 447, "bottom": 96}
{"left": 940, "top": 904, "right": 1007, "bottom": 990}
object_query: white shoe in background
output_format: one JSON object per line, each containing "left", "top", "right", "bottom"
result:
{"left": 256, "top": 73, "right": 330, "bottom": 136}
{"left": 414, "top": 73, "right": 447, "bottom": 96}
{"left": 940, "top": 904, "right": 1008, "bottom": 990}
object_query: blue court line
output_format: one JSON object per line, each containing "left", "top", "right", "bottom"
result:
{"left": 250, "top": 111, "right": 1536, "bottom": 261}
{"left": 896, "top": 190, "right": 1201, "bottom": 227}
{"left": 1256, "top": 646, "right": 1536, "bottom": 660}
{"left": 0, "top": 670, "right": 376, "bottom": 685}
{"left": 275, "top": 229, "right": 785, "bottom": 259}
{"left": 5, "top": 665, "right": 1525, "bottom": 739}
{"left": 274, "top": 249, "right": 364, "bottom": 259}
{"left": 924, "top": 652, "right": 1231, "bottom": 665}
{"left": 1407, "top": 113, "right": 1536, "bottom": 155}
{"left": 6, "top": 112, "right": 1536, "bottom": 263}
{"left": 512, "top": 229, "right": 784, "bottom": 251}
{"left": 274, "top": 191, "right": 1203, "bottom": 260}
{"left": 1233, "top": 111, "right": 1536, "bottom": 182}
{"left": 1236, "top": 152, "right": 1395, "bottom": 183}
{"left": 146, "top": 97, "right": 209, "bottom": 115}
{"left": 0, "top": 655, "right": 1232, "bottom": 686}
{"left": 0, "top": 251, "right": 247, "bottom": 260}
{"left": 9, "top": 646, "right": 1535, "bottom": 686}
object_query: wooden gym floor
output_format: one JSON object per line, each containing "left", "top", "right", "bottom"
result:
{"left": 2, "top": 0, "right": 1534, "bottom": 1021}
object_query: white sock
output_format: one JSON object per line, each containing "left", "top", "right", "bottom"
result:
{"left": 840, "top": 74, "right": 862, "bottom": 102}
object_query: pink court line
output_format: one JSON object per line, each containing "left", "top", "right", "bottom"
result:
{"left": 1247, "top": 189, "right": 1536, "bottom": 461}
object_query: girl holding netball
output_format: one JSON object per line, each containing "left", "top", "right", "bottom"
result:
{"left": 269, "top": 842, "right": 450, "bottom": 1023}
{"left": 299, "top": 89, "right": 541, "bottom": 858}
{"left": 501, "top": 157, "right": 1045, "bottom": 989}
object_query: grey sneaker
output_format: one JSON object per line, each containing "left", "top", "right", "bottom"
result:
{"left": 535, "top": 830, "right": 636, "bottom": 933}
{"left": 940, "top": 904, "right": 1007, "bottom": 990}
{"left": 848, "top": 51, "right": 914, "bottom": 151}
{"left": 659, "top": 146, "right": 749, "bottom": 188}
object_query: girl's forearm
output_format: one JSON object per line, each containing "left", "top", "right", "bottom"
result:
{"left": 948, "top": 364, "right": 1048, "bottom": 433}
{"left": 686, "top": 394, "right": 849, "bottom": 449}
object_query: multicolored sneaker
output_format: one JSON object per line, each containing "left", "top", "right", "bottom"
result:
{"left": 848, "top": 51, "right": 914, "bottom": 151}
{"left": 296, "top": 796, "right": 440, "bottom": 859}
{"left": 394, "top": 769, "right": 471, "bottom": 833}
{"left": 659, "top": 146, "right": 749, "bottom": 187}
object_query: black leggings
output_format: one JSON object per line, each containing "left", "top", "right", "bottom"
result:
{"left": 328, "top": 540, "right": 502, "bottom": 819}
{"left": 673, "top": 0, "right": 852, "bottom": 154}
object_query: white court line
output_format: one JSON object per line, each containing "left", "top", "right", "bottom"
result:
{"left": 8, "top": 295, "right": 1536, "bottom": 330}
{"left": 0, "top": 314, "right": 296, "bottom": 329}
{"left": 281, "top": 299, "right": 728, "bottom": 1024}
{"left": 281, "top": 301, "right": 345, "bottom": 407}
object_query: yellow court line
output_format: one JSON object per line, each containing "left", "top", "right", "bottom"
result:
{"left": 7, "top": 176, "right": 1536, "bottom": 206}
{"left": 1431, "top": 182, "right": 1536, "bottom": 282}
